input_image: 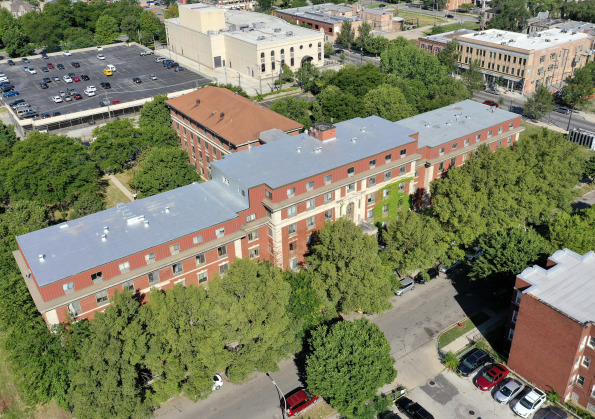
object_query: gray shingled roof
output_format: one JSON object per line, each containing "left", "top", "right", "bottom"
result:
{"left": 17, "top": 182, "right": 247, "bottom": 287}
{"left": 519, "top": 249, "right": 595, "bottom": 324}
{"left": 397, "top": 100, "right": 518, "bottom": 148}
{"left": 212, "top": 115, "right": 418, "bottom": 191}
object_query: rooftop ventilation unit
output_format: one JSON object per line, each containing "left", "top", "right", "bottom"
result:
{"left": 274, "top": 28, "right": 281, "bottom": 32}
{"left": 545, "top": 39, "right": 551, "bottom": 42}
{"left": 165, "top": 207, "right": 170, "bottom": 213}
{"left": 509, "top": 39, "right": 515, "bottom": 42}
{"left": 101, "top": 234, "right": 107, "bottom": 242}
{"left": 38, "top": 254, "right": 45, "bottom": 262}
{"left": 195, "top": 99, "right": 200, "bottom": 106}
{"left": 286, "top": 31, "right": 293, "bottom": 36}
{"left": 314, "top": 147, "right": 322, "bottom": 154}
{"left": 220, "top": 112, "right": 225, "bottom": 120}
{"left": 501, "top": 42, "right": 507, "bottom": 45}
{"left": 351, "top": 137, "right": 356, "bottom": 143}
{"left": 59, "top": 224, "right": 68, "bottom": 229}
{"left": 561, "top": 29, "right": 568, "bottom": 33}
{"left": 257, "top": 36, "right": 266, "bottom": 40}
{"left": 103, "top": 226, "right": 109, "bottom": 234}
{"left": 361, "top": 127, "right": 366, "bottom": 133}
{"left": 296, "top": 146, "right": 302, "bottom": 153}
{"left": 144, "top": 220, "right": 149, "bottom": 227}
{"left": 424, "top": 123, "right": 430, "bottom": 127}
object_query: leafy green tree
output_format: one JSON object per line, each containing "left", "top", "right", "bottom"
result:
{"left": 325, "top": 63, "right": 384, "bottom": 98}
{"left": 94, "top": 14, "right": 119, "bottom": 44}
{"left": 437, "top": 40, "right": 461, "bottom": 75}
{"left": 461, "top": 59, "right": 485, "bottom": 92}
{"left": 3, "top": 27, "right": 34, "bottom": 58}
{"left": 0, "top": 8, "right": 17, "bottom": 43}
{"left": 121, "top": 14, "right": 140, "bottom": 42}
{"left": 70, "top": 192, "right": 105, "bottom": 219}
{"left": 548, "top": 207, "right": 595, "bottom": 255}
{"left": 380, "top": 37, "right": 446, "bottom": 86}
{"left": 164, "top": 3, "right": 179, "bottom": 18}
{"left": 68, "top": 291, "right": 149, "bottom": 418}
{"left": 363, "top": 84, "right": 416, "bottom": 122}
{"left": 488, "top": 0, "right": 531, "bottom": 32}
{"left": 523, "top": 85, "right": 554, "bottom": 119}
{"left": 384, "top": 210, "right": 452, "bottom": 274}
{"left": 307, "top": 218, "right": 394, "bottom": 314}
{"left": 209, "top": 259, "right": 301, "bottom": 382}
{"left": 337, "top": 20, "right": 355, "bottom": 49}
{"left": 63, "top": 27, "right": 95, "bottom": 49}
{"left": 355, "top": 21, "right": 373, "bottom": 51}
{"left": 562, "top": 0, "right": 595, "bottom": 22}
{"left": 139, "top": 94, "right": 177, "bottom": 133}
{"left": 426, "top": 77, "right": 472, "bottom": 110}
{"left": 563, "top": 65, "right": 595, "bottom": 110}
{"left": 470, "top": 227, "right": 552, "bottom": 281}
{"left": 144, "top": 284, "right": 222, "bottom": 404}
{"left": 269, "top": 97, "right": 312, "bottom": 129}
{"left": 528, "top": 0, "right": 562, "bottom": 16}
{"left": 295, "top": 62, "right": 321, "bottom": 93}
{"left": 365, "top": 35, "right": 389, "bottom": 55}
{"left": 88, "top": 119, "right": 144, "bottom": 173}
{"left": 306, "top": 319, "right": 396, "bottom": 418}
{"left": 0, "top": 133, "right": 101, "bottom": 210}
{"left": 584, "top": 155, "right": 595, "bottom": 180}
{"left": 130, "top": 147, "right": 200, "bottom": 198}
{"left": 324, "top": 41, "right": 334, "bottom": 56}
{"left": 312, "top": 85, "right": 364, "bottom": 123}
{"left": 285, "top": 270, "right": 333, "bottom": 336}
{"left": 0, "top": 121, "right": 18, "bottom": 158}
{"left": 279, "top": 63, "right": 294, "bottom": 83}
{"left": 422, "top": 0, "right": 447, "bottom": 9}
{"left": 140, "top": 9, "right": 165, "bottom": 43}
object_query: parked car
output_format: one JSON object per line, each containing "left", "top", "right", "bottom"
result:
{"left": 63, "top": 50, "right": 72, "bottom": 56}
{"left": 53, "top": 75, "right": 60, "bottom": 82}
{"left": 41, "top": 53, "right": 49, "bottom": 59}
{"left": 9, "top": 99, "right": 25, "bottom": 107}
{"left": 97, "top": 54, "right": 105, "bottom": 60}
{"left": 211, "top": 373, "right": 223, "bottom": 391}
{"left": 73, "top": 76, "right": 81, "bottom": 82}
{"left": 132, "top": 77, "right": 142, "bottom": 83}
{"left": 554, "top": 105, "right": 570, "bottom": 115}
{"left": 103, "top": 68, "right": 113, "bottom": 76}
{"left": 52, "top": 96, "right": 63, "bottom": 103}
{"left": 457, "top": 349, "right": 491, "bottom": 377}
{"left": 96, "top": 46, "right": 104, "bottom": 51}
{"left": 533, "top": 406, "right": 568, "bottom": 419}
{"left": 465, "top": 246, "right": 483, "bottom": 261}
{"left": 73, "top": 93, "right": 82, "bottom": 100}
{"left": 99, "top": 100, "right": 110, "bottom": 107}
{"left": 512, "top": 388, "right": 546, "bottom": 418}
{"left": 474, "top": 364, "right": 509, "bottom": 391}
{"left": 57, "top": 63, "right": 65, "bottom": 69}
{"left": 395, "top": 277, "right": 415, "bottom": 296}
{"left": 68, "top": 72, "right": 76, "bottom": 78}
{"left": 140, "top": 50, "right": 154, "bottom": 56}
{"left": 438, "top": 261, "right": 462, "bottom": 273}
{"left": 100, "top": 82, "right": 111, "bottom": 89}
{"left": 174, "top": 66, "right": 185, "bottom": 72}
{"left": 71, "top": 62, "right": 80, "bottom": 68}
{"left": 41, "top": 112, "right": 51, "bottom": 119}
{"left": 63, "top": 75, "right": 73, "bottom": 83}
{"left": 42, "top": 77, "right": 52, "bottom": 83}
{"left": 53, "top": 111, "right": 61, "bottom": 116}
{"left": 47, "top": 62, "right": 54, "bottom": 69}
{"left": 22, "top": 58, "right": 30, "bottom": 63}
{"left": 149, "top": 74, "right": 157, "bottom": 80}
{"left": 1, "top": 85, "right": 13, "bottom": 92}
{"left": 485, "top": 86, "right": 500, "bottom": 95}
{"left": 493, "top": 378, "right": 525, "bottom": 404}
{"left": 112, "top": 99, "right": 121, "bottom": 104}
{"left": 7, "top": 59, "right": 15, "bottom": 65}
{"left": 64, "top": 94, "right": 72, "bottom": 101}
{"left": 155, "top": 57, "right": 167, "bottom": 62}
{"left": 21, "top": 111, "right": 38, "bottom": 119}
{"left": 22, "top": 66, "right": 30, "bottom": 73}
{"left": 41, "top": 66, "right": 49, "bottom": 72}
{"left": 283, "top": 388, "right": 319, "bottom": 417}
{"left": 81, "top": 74, "right": 90, "bottom": 81}
{"left": 483, "top": 100, "right": 499, "bottom": 108}
{"left": 28, "top": 67, "right": 37, "bottom": 74}
{"left": 4, "top": 90, "right": 19, "bottom": 97}
{"left": 396, "top": 397, "right": 434, "bottom": 419}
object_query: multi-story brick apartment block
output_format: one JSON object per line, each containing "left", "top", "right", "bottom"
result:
{"left": 455, "top": 29, "right": 593, "bottom": 94}
{"left": 276, "top": 4, "right": 401, "bottom": 43}
{"left": 444, "top": 0, "right": 474, "bottom": 11}
{"left": 418, "top": 29, "right": 477, "bottom": 55}
{"left": 165, "top": 4, "right": 325, "bottom": 79}
{"left": 13, "top": 101, "right": 520, "bottom": 327}
{"left": 506, "top": 249, "right": 595, "bottom": 413}
{"left": 166, "top": 86, "right": 303, "bottom": 178}
{"left": 397, "top": 100, "right": 523, "bottom": 206}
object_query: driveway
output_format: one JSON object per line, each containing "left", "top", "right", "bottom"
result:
{"left": 408, "top": 369, "right": 521, "bottom": 419}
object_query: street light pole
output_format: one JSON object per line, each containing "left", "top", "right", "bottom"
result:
{"left": 266, "top": 373, "right": 287, "bottom": 419}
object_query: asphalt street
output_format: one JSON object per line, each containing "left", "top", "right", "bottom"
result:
{"left": 155, "top": 275, "right": 487, "bottom": 419}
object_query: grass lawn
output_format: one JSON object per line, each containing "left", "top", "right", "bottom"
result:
{"left": 438, "top": 311, "right": 490, "bottom": 349}
{"left": 394, "top": 10, "right": 448, "bottom": 27}
{"left": 0, "top": 338, "right": 28, "bottom": 419}
{"left": 301, "top": 400, "right": 337, "bottom": 419}
{"left": 519, "top": 120, "right": 547, "bottom": 140}
{"left": 114, "top": 168, "right": 134, "bottom": 193}
{"left": 104, "top": 176, "right": 132, "bottom": 209}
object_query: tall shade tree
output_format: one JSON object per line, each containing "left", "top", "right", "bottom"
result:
{"left": 488, "top": 0, "right": 531, "bottom": 32}
{"left": 94, "top": 14, "right": 119, "bottom": 44}
{"left": 306, "top": 319, "right": 396, "bottom": 418}
{"left": 355, "top": 21, "right": 372, "bottom": 51}
{"left": 363, "top": 84, "right": 416, "bottom": 122}
{"left": 68, "top": 291, "right": 149, "bottom": 419}
{"left": 140, "top": 9, "right": 165, "bottom": 43}
{"left": 130, "top": 147, "right": 201, "bottom": 198}
{"left": 208, "top": 259, "right": 301, "bottom": 382}
{"left": 269, "top": 97, "right": 312, "bottom": 129}
{"left": 384, "top": 210, "right": 452, "bottom": 274}
{"left": 380, "top": 37, "right": 446, "bottom": 86}
{"left": 437, "top": 40, "right": 461, "bottom": 75}
{"left": 523, "top": 85, "right": 554, "bottom": 119}
{"left": 70, "top": 191, "right": 105, "bottom": 219}
{"left": 295, "top": 62, "right": 321, "bottom": 94}
{"left": 312, "top": 85, "right": 364, "bottom": 123}
{"left": 306, "top": 218, "right": 394, "bottom": 314}
{"left": 325, "top": 63, "right": 384, "bottom": 97}
{"left": 138, "top": 95, "right": 180, "bottom": 147}
{"left": 88, "top": 119, "right": 144, "bottom": 173}
{"left": 0, "top": 120, "right": 18, "bottom": 158}
{"left": 144, "top": 284, "right": 224, "bottom": 404}
{"left": 461, "top": 59, "right": 485, "bottom": 92}
{"left": 336, "top": 20, "right": 355, "bottom": 49}
{"left": 469, "top": 227, "right": 552, "bottom": 281}
{"left": 0, "top": 132, "right": 101, "bottom": 210}
{"left": 548, "top": 207, "right": 595, "bottom": 255}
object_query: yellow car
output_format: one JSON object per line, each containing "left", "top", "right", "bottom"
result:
{"left": 103, "top": 68, "right": 113, "bottom": 76}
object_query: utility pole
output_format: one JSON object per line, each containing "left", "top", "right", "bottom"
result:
{"left": 266, "top": 373, "right": 287, "bottom": 419}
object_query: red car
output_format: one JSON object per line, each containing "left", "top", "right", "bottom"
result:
{"left": 475, "top": 364, "right": 509, "bottom": 391}
{"left": 74, "top": 93, "right": 82, "bottom": 100}
{"left": 112, "top": 99, "right": 121, "bottom": 105}
{"left": 73, "top": 76, "right": 81, "bottom": 82}
{"left": 284, "top": 388, "right": 319, "bottom": 417}
{"left": 483, "top": 100, "right": 499, "bottom": 108}
{"left": 47, "top": 63, "right": 54, "bottom": 69}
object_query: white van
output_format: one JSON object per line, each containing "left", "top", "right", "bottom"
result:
{"left": 17, "top": 108, "right": 33, "bottom": 117}
{"left": 106, "top": 64, "right": 116, "bottom": 72}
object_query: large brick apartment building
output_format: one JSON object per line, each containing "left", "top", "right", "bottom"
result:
{"left": 166, "top": 86, "right": 303, "bottom": 178}
{"left": 507, "top": 249, "right": 595, "bottom": 413}
{"left": 13, "top": 101, "right": 521, "bottom": 327}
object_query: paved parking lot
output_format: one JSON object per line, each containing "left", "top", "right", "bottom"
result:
{"left": 408, "top": 370, "right": 524, "bottom": 419}
{"left": 0, "top": 44, "right": 210, "bottom": 118}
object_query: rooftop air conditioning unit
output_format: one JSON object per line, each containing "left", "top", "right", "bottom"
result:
{"left": 257, "top": 36, "right": 265, "bottom": 40}
{"left": 286, "top": 31, "right": 293, "bottom": 36}
{"left": 274, "top": 27, "right": 281, "bottom": 32}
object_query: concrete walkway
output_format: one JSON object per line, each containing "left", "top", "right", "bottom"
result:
{"left": 107, "top": 174, "right": 134, "bottom": 201}
{"left": 441, "top": 308, "right": 508, "bottom": 355}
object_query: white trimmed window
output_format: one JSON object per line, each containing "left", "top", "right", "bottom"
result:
{"left": 91, "top": 271, "right": 102, "bottom": 283}
{"left": 288, "top": 223, "right": 297, "bottom": 236}
{"left": 287, "top": 205, "right": 297, "bottom": 218}
{"left": 198, "top": 271, "right": 208, "bottom": 284}
{"left": 148, "top": 270, "right": 160, "bottom": 284}
{"left": 219, "top": 263, "right": 229, "bottom": 276}
{"left": 347, "top": 166, "right": 355, "bottom": 177}
{"left": 62, "top": 281, "right": 75, "bottom": 294}
{"left": 217, "top": 245, "right": 227, "bottom": 258}
{"left": 324, "top": 192, "right": 333, "bottom": 203}
{"left": 582, "top": 356, "right": 591, "bottom": 368}
{"left": 196, "top": 253, "right": 206, "bottom": 265}
{"left": 369, "top": 159, "right": 376, "bottom": 169}
{"left": 306, "top": 181, "right": 314, "bottom": 191}
{"left": 216, "top": 228, "right": 225, "bottom": 238}
{"left": 347, "top": 183, "right": 355, "bottom": 192}
{"left": 96, "top": 290, "right": 108, "bottom": 306}
{"left": 588, "top": 336, "right": 595, "bottom": 349}
{"left": 508, "top": 328, "right": 514, "bottom": 341}
{"left": 512, "top": 310, "right": 518, "bottom": 323}
{"left": 307, "top": 216, "right": 315, "bottom": 229}
{"left": 324, "top": 174, "right": 332, "bottom": 185}
{"left": 118, "top": 261, "right": 130, "bottom": 274}
{"left": 145, "top": 252, "right": 156, "bottom": 264}
{"left": 577, "top": 375, "right": 585, "bottom": 387}
{"left": 287, "top": 187, "right": 295, "bottom": 198}
{"left": 172, "top": 262, "right": 183, "bottom": 276}
{"left": 249, "top": 246, "right": 260, "bottom": 259}
{"left": 306, "top": 198, "right": 315, "bottom": 210}
{"left": 385, "top": 153, "right": 392, "bottom": 162}
{"left": 515, "top": 290, "right": 522, "bottom": 305}
{"left": 170, "top": 243, "right": 180, "bottom": 255}
{"left": 248, "top": 231, "right": 259, "bottom": 241}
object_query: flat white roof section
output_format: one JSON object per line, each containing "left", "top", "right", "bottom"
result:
{"left": 457, "top": 28, "right": 591, "bottom": 51}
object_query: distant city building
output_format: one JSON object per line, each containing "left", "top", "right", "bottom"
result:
{"left": 444, "top": 0, "right": 474, "bottom": 11}
{"left": 199, "top": 0, "right": 256, "bottom": 10}
{"left": 527, "top": 11, "right": 595, "bottom": 35}
{"left": 507, "top": 249, "right": 595, "bottom": 412}
{"left": 14, "top": 101, "right": 521, "bottom": 327}
{"left": 165, "top": 3, "right": 325, "bottom": 79}
{"left": 454, "top": 28, "right": 594, "bottom": 94}
{"left": 0, "top": 0, "right": 33, "bottom": 17}
{"left": 166, "top": 86, "right": 304, "bottom": 178}
{"left": 569, "top": 128, "right": 595, "bottom": 150}
{"left": 418, "top": 29, "right": 477, "bottom": 55}
{"left": 276, "top": 3, "right": 401, "bottom": 43}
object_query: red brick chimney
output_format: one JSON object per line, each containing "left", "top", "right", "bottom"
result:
{"left": 309, "top": 122, "right": 336, "bottom": 142}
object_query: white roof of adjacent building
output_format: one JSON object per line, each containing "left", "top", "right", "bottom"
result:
{"left": 397, "top": 100, "right": 518, "bottom": 148}
{"left": 17, "top": 182, "right": 248, "bottom": 287}
{"left": 420, "top": 29, "right": 477, "bottom": 44}
{"left": 457, "top": 28, "right": 591, "bottom": 51}
{"left": 519, "top": 249, "right": 595, "bottom": 324}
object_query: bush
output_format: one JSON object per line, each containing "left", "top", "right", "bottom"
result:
{"left": 443, "top": 351, "right": 459, "bottom": 372}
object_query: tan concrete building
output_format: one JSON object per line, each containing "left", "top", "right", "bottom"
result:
{"left": 165, "top": 4, "right": 325, "bottom": 79}
{"left": 455, "top": 28, "right": 593, "bottom": 94}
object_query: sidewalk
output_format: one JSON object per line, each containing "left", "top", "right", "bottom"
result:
{"left": 107, "top": 174, "right": 134, "bottom": 201}
{"left": 440, "top": 308, "right": 508, "bottom": 355}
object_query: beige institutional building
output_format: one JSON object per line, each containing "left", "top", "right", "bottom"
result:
{"left": 165, "top": 4, "right": 325, "bottom": 79}
{"left": 455, "top": 29, "right": 593, "bottom": 94}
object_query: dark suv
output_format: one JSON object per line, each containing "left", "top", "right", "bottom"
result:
{"left": 397, "top": 397, "right": 434, "bottom": 419}
{"left": 457, "top": 348, "right": 491, "bottom": 377}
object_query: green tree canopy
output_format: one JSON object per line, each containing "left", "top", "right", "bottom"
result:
{"left": 3, "top": 27, "right": 34, "bottom": 58}
{"left": 306, "top": 218, "right": 394, "bottom": 314}
{"left": 138, "top": 94, "right": 180, "bottom": 147}
{"left": 312, "top": 85, "right": 364, "bottom": 123}
{"left": 324, "top": 63, "right": 385, "bottom": 98}
{"left": 295, "top": 62, "right": 321, "bottom": 94}
{"left": 306, "top": 319, "right": 396, "bottom": 418}
{"left": 285, "top": 270, "right": 332, "bottom": 336}
{"left": 488, "top": 0, "right": 531, "bottom": 32}
{"left": 88, "top": 119, "right": 144, "bottom": 173}
{"left": 355, "top": 21, "right": 373, "bottom": 51}
{"left": 140, "top": 9, "right": 165, "bottom": 43}
{"left": 548, "top": 207, "right": 595, "bottom": 255}
{"left": 336, "top": 20, "right": 355, "bottom": 49}
{"left": 380, "top": 37, "right": 446, "bottom": 86}
{"left": 461, "top": 59, "right": 485, "bottom": 92}
{"left": 437, "top": 40, "right": 461, "bottom": 75}
{"left": 208, "top": 259, "right": 301, "bottom": 381}
{"left": 94, "top": 14, "right": 119, "bottom": 44}
{"left": 164, "top": 3, "right": 179, "bottom": 18}
{"left": 68, "top": 291, "right": 149, "bottom": 418}
{"left": 0, "top": 120, "right": 18, "bottom": 158}
{"left": 130, "top": 147, "right": 200, "bottom": 198}
{"left": 269, "top": 97, "right": 312, "bottom": 129}
{"left": 363, "top": 84, "right": 416, "bottom": 122}
{"left": 70, "top": 191, "right": 105, "bottom": 219}
{"left": 470, "top": 226, "right": 552, "bottom": 281}
{"left": 523, "top": 85, "right": 554, "bottom": 119}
